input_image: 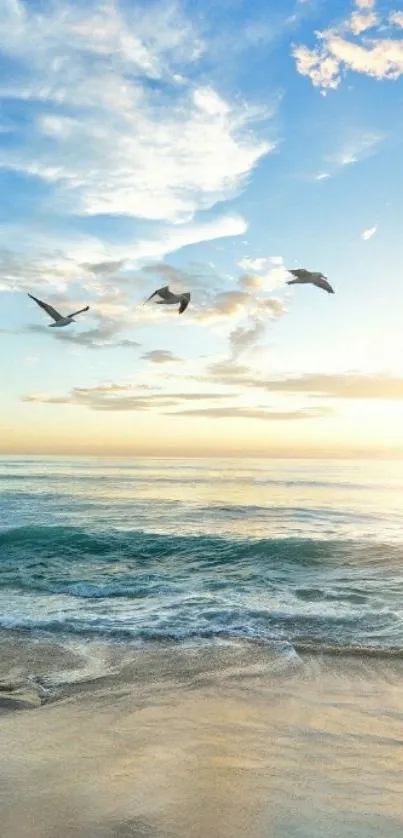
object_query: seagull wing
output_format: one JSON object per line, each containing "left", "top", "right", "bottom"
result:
{"left": 67, "top": 305, "right": 90, "bottom": 318}
{"left": 178, "top": 293, "right": 190, "bottom": 314}
{"left": 314, "top": 277, "right": 334, "bottom": 294}
{"left": 145, "top": 285, "right": 173, "bottom": 303}
{"left": 28, "top": 293, "right": 63, "bottom": 321}
{"left": 288, "top": 269, "right": 312, "bottom": 281}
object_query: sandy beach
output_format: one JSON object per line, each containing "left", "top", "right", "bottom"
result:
{"left": 0, "top": 631, "right": 402, "bottom": 838}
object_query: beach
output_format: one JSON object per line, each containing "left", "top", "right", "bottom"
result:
{"left": 1, "top": 457, "right": 403, "bottom": 836}
{"left": 1, "top": 632, "right": 403, "bottom": 838}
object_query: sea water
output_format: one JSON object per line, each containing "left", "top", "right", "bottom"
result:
{"left": 1, "top": 456, "right": 403, "bottom": 653}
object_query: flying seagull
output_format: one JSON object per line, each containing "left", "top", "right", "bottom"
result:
{"left": 144, "top": 285, "right": 191, "bottom": 314}
{"left": 286, "top": 269, "right": 334, "bottom": 294}
{"left": 28, "top": 293, "right": 90, "bottom": 327}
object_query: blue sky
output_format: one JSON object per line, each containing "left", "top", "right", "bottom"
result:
{"left": 1, "top": 0, "right": 403, "bottom": 456}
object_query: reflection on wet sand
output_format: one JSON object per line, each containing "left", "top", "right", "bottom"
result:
{"left": 0, "top": 637, "right": 402, "bottom": 838}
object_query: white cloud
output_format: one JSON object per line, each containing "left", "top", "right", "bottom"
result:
{"left": 0, "top": 0, "right": 273, "bottom": 223}
{"left": 292, "top": 45, "right": 341, "bottom": 90}
{"left": 349, "top": 11, "right": 378, "bottom": 35}
{"left": 361, "top": 225, "right": 377, "bottom": 240}
{"left": 292, "top": 2, "right": 403, "bottom": 90}
{"left": 246, "top": 266, "right": 288, "bottom": 292}
{"left": 238, "top": 257, "right": 272, "bottom": 272}
{"left": 355, "top": 0, "right": 376, "bottom": 9}
{"left": 390, "top": 12, "right": 403, "bottom": 28}
{"left": 238, "top": 273, "right": 264, "bottom": 291}
{"left": 327, "top": 34, "right": 403, "bottom": 82}
{"left": 237, "top": 257, "right": 288, "bottom": 292}
{"left": 315, "top": 172, "right": 330, "bottom": 181}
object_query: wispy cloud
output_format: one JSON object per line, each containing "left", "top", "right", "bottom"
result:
{"left": 229, "top": 316, "right": 267, "bottom": 358}
{"left": 24, "top": 367, "right": 403, "bottom": 425}
{"left": 22, "top": 384, "right": 230, "bottom": 412}
{"left": 141, "top": 350, "right": 180, "bottom": 364}
{"left": 21, "top": 377, "right": 333, "bottom": 421}
{"left": 168, "top": 406, "right": 332, "bottom": 421}
{"left": 204, "top": 369, "right": 403, "bottom": 401}
{"left": 262, "top": 373, "right": 403, "bottom": 399}
{"left": 307, "top": 131, "right": 384, "bottom": 184}
{"left": 24, "top": 320, "right": 142, "bottom": 351}
{"left": 0, "top": 214, "right": 248, "bottom": 295}
{"left": 0, "top": 1, "right": 273, "bottom": 223}
{"left": 361, "top": 226, "right": 377, "bottom": 241}
{"left": 196, "top": 290, "right": 252, "bottom": 323}
{"left": 83, "top": 261, "right": 126, "bottom": 277}
{"left": 330, "top": 131, "right": 384, "bottom": 170}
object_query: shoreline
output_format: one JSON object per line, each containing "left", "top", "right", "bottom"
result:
{"left": 1, "top": 630, "right": 403, "bottom": 837}
{"left": 2, "top": 628, "right": 403, "bottom": 714}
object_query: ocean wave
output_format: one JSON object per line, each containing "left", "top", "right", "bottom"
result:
{"left": 1, "top": 525, "right": 403, "bottom": 650}
{"left": 0, "top": 523, "right": 395, "bottom": 557}
{"left": 0, "top": 583, "right": 398, "bottom": 647}
{"left": 0, "top": 524, "right": 334, "bottom": 559}
{"left": 1, "top": 525, "right": 402, "bottom": 574}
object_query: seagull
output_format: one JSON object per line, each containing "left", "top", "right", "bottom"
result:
{"left": 286, "top": 269, "right": 334, "bottom": 294}
{"left": 28, "top": 293, "right": 90, "bottom": 327}
{"left": 144, "top": 285, "right": 191, "bottom": 314}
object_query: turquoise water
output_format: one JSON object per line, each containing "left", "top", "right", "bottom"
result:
{"left": 1, "top": 456, "right": 403, "bottom": 651}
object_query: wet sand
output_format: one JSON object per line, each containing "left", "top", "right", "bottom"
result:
{"left": 0, "top": 632, "right": 403, "bottom": 838}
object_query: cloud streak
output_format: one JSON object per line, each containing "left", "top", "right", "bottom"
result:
{"left": 332, "top": 132, "right": 384, "bottom": 167}
{"left": 361, "top": 226, "right": 377, "bottom": 241}
{"left": 26, "top": 322, "right": 141, "bottom": 350}
{"left": 22, "top": 384, "right": 231, "bottom": 412}
{"left": 264, "top": 374, "right": 403, "bottom": 400}
{"left": 168, "top": 406, "right": 332, "bottom": 421}
{"left": 141, "top": 350, "right": 180, "bottom": 364}
{"left": 214, "top": 371, "right": 403, "bottom": 400}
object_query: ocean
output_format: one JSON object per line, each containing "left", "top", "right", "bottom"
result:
{"left": 1, "top": 456, "right": 403, "bottom": 838}
{"left": 1, "top": 456, "right": 403, "bottom": 652}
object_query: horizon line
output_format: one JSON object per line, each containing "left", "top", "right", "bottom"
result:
{"left": 1, "top": 452, "right": 403, "bottom": 461}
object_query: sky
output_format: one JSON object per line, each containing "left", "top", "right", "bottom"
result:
{"left": 0, "top": 0, "right": 403, "bottom": 457}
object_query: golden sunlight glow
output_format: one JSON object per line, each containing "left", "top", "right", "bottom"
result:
{"left": 1, "top": 398, "right": 403, "bottom": 457}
